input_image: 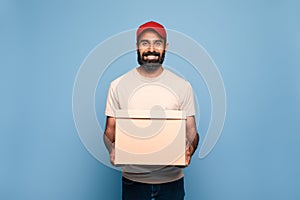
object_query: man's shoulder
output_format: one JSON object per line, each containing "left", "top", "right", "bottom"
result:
{"left": 110, "top": 68, "right": 136, "bottom": 87}
{"left": 164, "top": 68, "right": 191, "bottom": 85}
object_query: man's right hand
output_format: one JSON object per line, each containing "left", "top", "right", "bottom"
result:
{"left": 104, "top": 116, "right": 116, "bottom": 166}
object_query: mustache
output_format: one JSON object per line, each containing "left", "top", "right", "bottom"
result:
{"left": 142, "top": 51, "right": 160, "bottom": 57}
{"left": 137, "top": 49, "right": 166, "bottom": 66}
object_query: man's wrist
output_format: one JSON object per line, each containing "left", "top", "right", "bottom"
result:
{"left": 109, "top": 142, "right": 115, "bottom": 153}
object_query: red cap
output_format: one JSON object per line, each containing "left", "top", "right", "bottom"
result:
{"left": 136, "top": 21, "right": 167, "bottom": 40}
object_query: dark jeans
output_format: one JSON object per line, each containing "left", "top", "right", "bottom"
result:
{"left": 122, "top": 176, "right": 185, "bottom": 200}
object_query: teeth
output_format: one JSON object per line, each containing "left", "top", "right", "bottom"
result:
{"left": 146, "top": 55, "right": 157, "bottom": 59}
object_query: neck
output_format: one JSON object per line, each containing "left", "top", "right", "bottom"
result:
{"left": 137, "top": 65, "right": 163, "bottom": 78}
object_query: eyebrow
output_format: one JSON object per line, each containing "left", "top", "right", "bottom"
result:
{"left": 139, "top": 39, "right": 163, "bottom": 43}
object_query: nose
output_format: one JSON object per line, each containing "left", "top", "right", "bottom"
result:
{"left": 148, "top": 44, "right": 154, "bottom": 52}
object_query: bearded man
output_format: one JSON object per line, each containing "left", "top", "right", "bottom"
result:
{"left": 104, "top": 21, "right": 199, "bottom": 200}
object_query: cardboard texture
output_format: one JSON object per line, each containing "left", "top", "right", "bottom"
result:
{"left": 115, "top": 110, "right": 186, "bottom": 166}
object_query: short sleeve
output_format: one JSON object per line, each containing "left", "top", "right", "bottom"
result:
{"left": 105, "top": 83, "right": 120, "bottom": 117}
{"left": 181, "top": 83, "right": 196, "bottom": 116}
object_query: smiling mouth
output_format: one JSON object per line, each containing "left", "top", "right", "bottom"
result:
{"left": 144, "top": 55, "right": 158, "bottom": 60}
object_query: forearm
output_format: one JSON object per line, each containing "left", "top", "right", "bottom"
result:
{"left": 186, "top": 116, "right": 199, "bottom": 157}
{"left": 103, "top": 133, "right": 114, "bottom": 153}
{"left": 188, "top": 133, "right": 199, "bottom": 156}
{"left": 103, "top": 116, "right": 116, "bottom": 153}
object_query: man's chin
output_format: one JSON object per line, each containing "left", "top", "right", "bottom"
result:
{"left": 141, "top": 63, "right": 161, "bottom": 72}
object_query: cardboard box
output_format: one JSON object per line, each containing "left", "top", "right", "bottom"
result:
{"left": 115, "top": 109, "right": 186, "bottom": 166}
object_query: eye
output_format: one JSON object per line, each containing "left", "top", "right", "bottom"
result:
{"left": 154, "top": 41, "right": 163, "bottom": 48}
{"left": 140, "top": 41, "right": 150, "bottom": 47}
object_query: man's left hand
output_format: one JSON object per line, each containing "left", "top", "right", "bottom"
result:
{"left": 185, "top": 146, "right": 193, "bottom": 166}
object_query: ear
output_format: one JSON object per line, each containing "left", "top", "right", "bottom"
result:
{"left": 165, "top": 42, "right": 169, "bottom": 51}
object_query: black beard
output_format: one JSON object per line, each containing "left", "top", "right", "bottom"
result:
{"left": 137, "top": 50, "right": 166, "bottom": 72}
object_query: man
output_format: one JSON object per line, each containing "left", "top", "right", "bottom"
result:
{"left": 104, "top": 21, "right": 199, "bottom": 200}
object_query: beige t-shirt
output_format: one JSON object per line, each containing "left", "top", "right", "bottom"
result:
{"left": 105, "top": 68, "right": 196, "bottom": 184}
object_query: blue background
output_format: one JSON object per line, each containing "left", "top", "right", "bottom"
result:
{"left": 1, "top": 0, "right": 299, "bottom": 199}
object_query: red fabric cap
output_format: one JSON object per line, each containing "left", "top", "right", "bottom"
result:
{"left": 136, "top": 21, "right": 167, "bottom": 40}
